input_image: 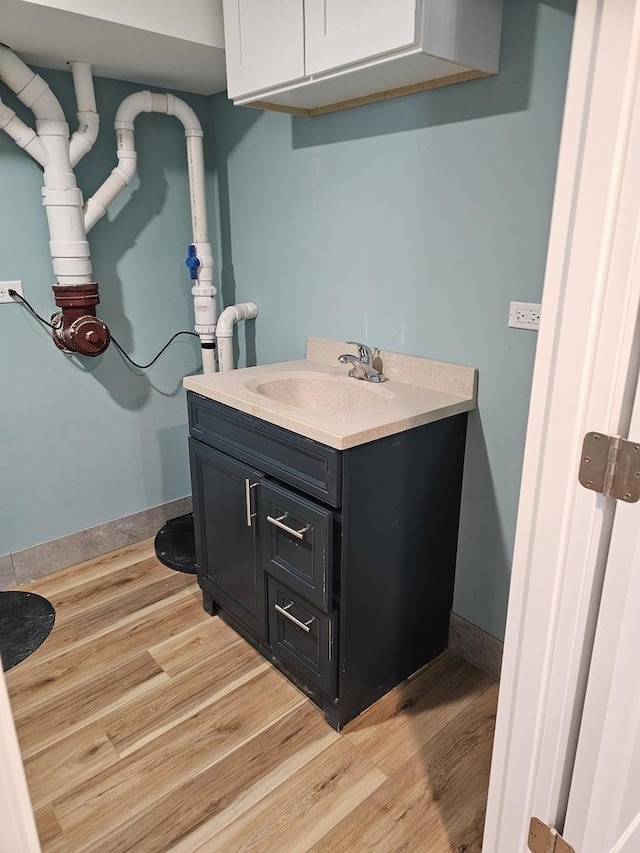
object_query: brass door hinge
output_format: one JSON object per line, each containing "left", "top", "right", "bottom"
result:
{"left": 528, "top": 818, "right": 576, "bottom": 853}
{"left": 579, "top": 432, "right": 640, "bottom": 502}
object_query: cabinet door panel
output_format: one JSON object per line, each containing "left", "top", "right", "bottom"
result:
{"left": 190, "top": 438, "right": 266, "bottom": 641}
{"left": 223, "top": 0, "right": 305, "bottom": 98}
{"left": 305, "top": 0, "right": 420, "bottom": 75}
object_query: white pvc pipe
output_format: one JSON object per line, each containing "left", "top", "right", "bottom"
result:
{"left": 85, "top": 89, "right": 218, "bottom": 369}
{"left": 68, "top": 61, "right": 99, "bottom": 167}
{"left": 84, "top": 126, "right": 137, "bottom": 232}
{"left": 0, "top": 97, "right": 47, "bottom": 165}
{"left": 216, "top": 303, "right": 259, "bottom": 372}
{"left": 0, "top": 44, "right": 93, "bottom": 286}
{"left": 0, "top": 44, "right": 65, "bottom": 123}
{"left": 85, "top": 91, "right": 208, "bottom": 241}
{"left": 201, "top": 347, "right": 216, "bottom": 374}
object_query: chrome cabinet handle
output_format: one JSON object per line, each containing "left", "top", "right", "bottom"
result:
{"left": 275, "top": 602, "right": 313, "bottom": 632}
{"left": 266, "top": 513, "right": 310, "bottom": 540}
{"left": 244, "top": 479, "right": 257, "bottom": 527}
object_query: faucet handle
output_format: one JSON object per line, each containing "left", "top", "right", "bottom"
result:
{"left": 346, "top": 340, "right": 372, "bottom": 363}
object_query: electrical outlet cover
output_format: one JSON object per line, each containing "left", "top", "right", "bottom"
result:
{"left": 0, "top": 281, "right": 24, "bottom": 303}
{"left": 509, "top": 300, "right": 541, "bottom": 330}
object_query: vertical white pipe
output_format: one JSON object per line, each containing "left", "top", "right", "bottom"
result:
{"left": 186, "top": 136, "right": 208, "bottom": 243}
{"left": 201, "top": 348, "right": 216, "bottom": 374}
{"left": 69, "top": 61, "right": 99, "bottom": 167}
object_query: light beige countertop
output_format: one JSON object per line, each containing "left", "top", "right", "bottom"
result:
{"left": 183, "top": 337, "right": 478, "bottom": 450}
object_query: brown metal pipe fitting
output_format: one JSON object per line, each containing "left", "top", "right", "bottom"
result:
{"left": 51, "top": 283, "right": 111, "bottom": 357}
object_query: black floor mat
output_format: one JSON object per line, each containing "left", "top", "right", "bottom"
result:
{"left": 154, "top": 512, "right": 198, "bottom": 574}
{"left": 0, "top": 591, "right": 56, "bottom": 671}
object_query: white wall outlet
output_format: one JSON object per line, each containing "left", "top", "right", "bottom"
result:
{"left": 509, "top": 300, "right": 541, "bottom": 330}
{"left": 0, "top": 280, "right": 24, "bottom": 304}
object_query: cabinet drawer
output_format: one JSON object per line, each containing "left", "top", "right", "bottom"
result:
{"left": 268, "top": 577, "right": 335, "bottom": 698}
{"left": 188, "top": 394, "right": 341, "bottom": 506}
{"left": 262, "top": 481, "right": 334, "bottom": 611}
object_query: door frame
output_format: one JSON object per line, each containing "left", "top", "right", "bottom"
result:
{"left": 0, "top": 664, "right": 40, "bottom": 852}
{"left": 483, "top": 1, "right": 640, "bottom": 849}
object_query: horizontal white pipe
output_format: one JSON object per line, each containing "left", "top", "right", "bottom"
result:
{"left": 216, "top": 303, "right": 259, "bottom": 373}
{"left": 0, "top": 98, "right": 47, "bottom": 166}
{"left": 69, "top": 62, "right": 99, "bottom": 167}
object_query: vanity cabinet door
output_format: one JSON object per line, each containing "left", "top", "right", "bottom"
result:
{"left": 189, "top": 438, "right": 266, "bottom": 641}
{"left": 304, "top": 0, "right": 420, "bottom": 75}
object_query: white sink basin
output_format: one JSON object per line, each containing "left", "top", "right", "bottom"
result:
{"left": 184, "top": 338, "right": 478, "bottom": 449}
{"left": 245, "top": 372, "right": 394, "bottom": 412}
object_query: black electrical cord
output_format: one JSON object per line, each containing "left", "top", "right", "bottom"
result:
{"left": 110, "top": 331, "right": 200, "bottom": 370}
{"left": 8, "top": 288, "right": 201, "bottom": 369}
{"left": 8, "top": 289, "right": 54, "bottom": 328}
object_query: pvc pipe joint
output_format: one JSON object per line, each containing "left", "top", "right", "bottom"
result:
{"left": 216, "top": 303, "right": 259, "bottom": 373}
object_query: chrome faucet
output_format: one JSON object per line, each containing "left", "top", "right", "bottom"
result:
{"left": 338, "top": 340, "right": 387, "bottom": 382}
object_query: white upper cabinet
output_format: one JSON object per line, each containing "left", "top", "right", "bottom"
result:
{"left": 223, "top": 0, "right": 305, "bottom": 99}
{"left": 222, "top": 0, "right": 503, "bottom": 115}
{"left": 304, "top": 0, "right": 419, "bottom": 75}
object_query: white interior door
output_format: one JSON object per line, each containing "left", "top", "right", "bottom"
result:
{"left": 562, "top": 382, "right": 640, "bottom": 851}
{"left": 304, "top": 0, "right": 420, "bottom": 75}
{"left": 0, "top": 663, "right": 40, "bottom": 852}
{"left": 483, "top": 0, "right": 640, "bottom": 849}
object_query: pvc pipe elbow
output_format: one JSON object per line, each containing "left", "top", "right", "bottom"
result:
{"left": 168, "top": 96, "right": 204, "bottom": 136}
{"left": 115, "top": 91, "right": 153, "bottom": 128}
{"left": 0, "top": 44, "right": 34, "bottom": 96}
{"left": 0, "top": 44, "right": 64, "bottom": 125}
{"left": 19, "top": 72, "right": 65, "bottom": 123}
{"left": 216, "top": 302, "right": 259, "bottom": 337}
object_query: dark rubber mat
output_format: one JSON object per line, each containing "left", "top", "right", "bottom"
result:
{"left": 154, "top": 512, "right": 198, "bottom": 574}
{"left": 0, "top": 591, "right": 56, "bottom": 671}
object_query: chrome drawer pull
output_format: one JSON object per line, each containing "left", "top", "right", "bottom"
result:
{"left": 275, "top": 602, "right": 313, "bottom": 632}
{"left": 266, "top": 513, "right": 310, "bottom": 540}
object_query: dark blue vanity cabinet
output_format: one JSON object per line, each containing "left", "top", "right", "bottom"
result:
{"left": 188, "top": 391, "right": 468, "bottom": 730}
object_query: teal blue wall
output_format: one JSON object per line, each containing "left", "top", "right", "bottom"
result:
{"left": 208, "top": 0, "right": 576, "bottom": 640}
{"left": 0, "top": 0, "right": 575, "bottom": 642}
{"left": 0, "top": 70, "right": 215, "bottom": 554}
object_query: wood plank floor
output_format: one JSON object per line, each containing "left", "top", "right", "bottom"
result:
{"left": 5, "top": 539, "right": 498, "bottom": 852}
